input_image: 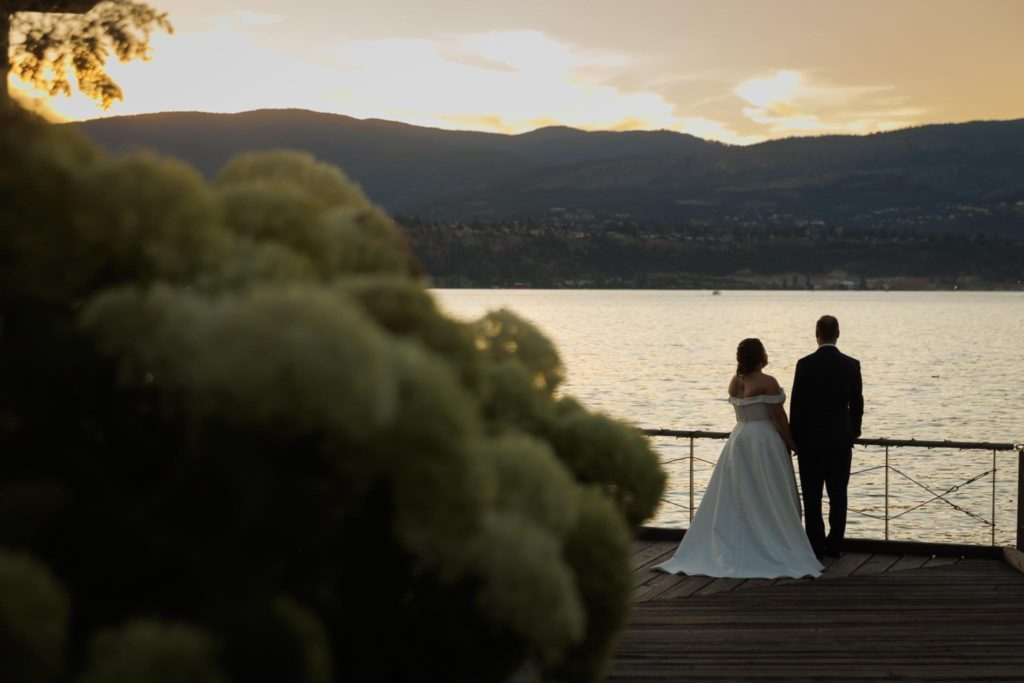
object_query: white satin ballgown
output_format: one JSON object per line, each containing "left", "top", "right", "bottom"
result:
{"left": 654, "top": 390, "right": 823, "bottom": 579}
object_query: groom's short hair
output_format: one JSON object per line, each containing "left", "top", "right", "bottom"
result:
{"left": 816, "top": 315, "right": 840, "bottom": 342}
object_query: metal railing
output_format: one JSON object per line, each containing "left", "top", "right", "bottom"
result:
{"left": 643, "top": 429, "right": 1024, "bottom": 549}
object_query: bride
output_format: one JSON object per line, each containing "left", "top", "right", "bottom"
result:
{"left": 654, "top": 338, "right": 823, "bottom": 579}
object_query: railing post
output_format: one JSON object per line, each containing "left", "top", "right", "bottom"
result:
{"left": 1017, "top": 447, "right": 1023, "bottom": 550}
{"left": 991, "top": 449, "right": 997, "bottom": 546}
{"left": 688, "top": 437, "right": 694, "bottom": 523}
{"left": 884, "top": 444, "right": 890, "bottom": 541}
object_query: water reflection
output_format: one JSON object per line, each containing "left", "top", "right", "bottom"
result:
{"left": 435, "top": 289, "right": 1023, "bottom": 544}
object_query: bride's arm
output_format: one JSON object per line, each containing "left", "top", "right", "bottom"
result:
{"left": 763, "top": 376, "right": 797, "bottom": 453}
{"left": 768, "top": 402, "right": 798, "bottom": 454}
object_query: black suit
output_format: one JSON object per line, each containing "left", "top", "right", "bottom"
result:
{"left": 790, "top": 345, "right": 864, "bottom": 557}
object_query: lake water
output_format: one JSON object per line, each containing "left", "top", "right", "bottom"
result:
{"left": 434, "top": 289, "right": 1024, "bottom": 546}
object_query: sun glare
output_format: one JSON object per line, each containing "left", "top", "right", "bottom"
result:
{"left": 10, "top": 5, "right": 977, "bottom": 145}
{"left": 14, "top": 22, "right": 341, "bottom": 121}
{"left": 735, "top": 70, "right": 802, "bottom": 110}
{"left": 732, "top": 69, "right": 923, "bottom": 137}
{"left": 326, "top": 31, "right": 682, "bottom": 134}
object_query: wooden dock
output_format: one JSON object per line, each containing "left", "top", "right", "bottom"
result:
{"left": 609, "top": 539, "right": 1024, "bottom": 681}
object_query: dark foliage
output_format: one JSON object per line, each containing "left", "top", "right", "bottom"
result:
{"left": 0, "top": 107, "right": 665, "bottom": 682}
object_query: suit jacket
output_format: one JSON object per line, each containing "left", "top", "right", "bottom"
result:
{"left": 790, "top": 345, "right": 864, "bottom": 451}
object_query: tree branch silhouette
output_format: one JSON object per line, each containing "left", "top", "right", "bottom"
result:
{"left": 2, "top": 0, "right": 171, "bottom": 109}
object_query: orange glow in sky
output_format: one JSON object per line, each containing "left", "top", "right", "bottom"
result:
{"left": 10, "top": 0, "right": 1024, "bottom": 144}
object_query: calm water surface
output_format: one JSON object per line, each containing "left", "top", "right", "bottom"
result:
{"left": 435, "top": 289, "right": 1024, "bottom": 545}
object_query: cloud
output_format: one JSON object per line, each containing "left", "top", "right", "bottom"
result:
{"left": 735, "top": 70, "right": 803, "bottom": 110}
{"left": 733, "top": 70, "right": 924, "bottom": 136}
{"left": 210, "top": 11, "right": 285, "bottom": 30}
{"left": 677, "top": 117, "right": 762, "bottom": 145}
{"left": 324, "top": 31, "right": 683, "bottom": 134}
{"left": 12, "top": 19, "right": 339, "bottom": 120}
{"left": 23, "top": 27, "right": 691, "bottom": 137}
{"left": 436, "top": 113, "right": 517, "bottom": 134}
{"left": 19, "top": 15, "right": 929, "bottom": 148}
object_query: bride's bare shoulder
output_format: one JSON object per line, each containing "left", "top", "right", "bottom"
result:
{"left": 728, "top": 373, "right": 742, "bottom": 397}
{"left": 760, "top": 374, "right": 782, "bottom": 394}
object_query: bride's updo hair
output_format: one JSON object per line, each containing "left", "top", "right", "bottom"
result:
{"left": 736, "top": 338, "right": 767, "bottom": 375}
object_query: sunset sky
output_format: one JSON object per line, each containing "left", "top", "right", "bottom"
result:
{"left": 12, "top": 0, "right": 1024, "bottom": 144}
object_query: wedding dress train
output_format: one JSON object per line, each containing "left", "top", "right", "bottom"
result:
{"left": 654, "top": 391, "right": 823, "bottom": 579}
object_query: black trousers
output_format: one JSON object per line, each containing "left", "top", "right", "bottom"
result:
{"left": 797, "top": 446, "right": 852, "bottom": 555}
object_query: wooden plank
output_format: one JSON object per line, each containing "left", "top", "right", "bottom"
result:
{"left": 693, "top": 577, "right": 749, "bottom": 596}
{"left": 820, "top": 551, "right": 873, "bottom": 578}
{"left": 887, "top": 554, "right": 932, "bottom": 572}
{"left": 853, "top": 553, "right": 901, "bottom": 575}
{"left": 774, "top": 574, "right": 819, "bottom": 586}
{"left": 631, "top": 542, "right": 676, "bottom": 572}
{"left": 922, "top": 554, "right": 961, "bottom": 568}
{"left": 771, "top": 554, "right": 839, "bottom": 587}
{"left": 632, "top": 539, "right": 653, "bottom": 555}
{"left": 818, "top": 554, "right": 841, "bottom": 571}
{"left": 1002, "top": 546, "right": 1024, "bottom": 576}
{"left": 841, "top": 537, "right": 1003, "bottom": 560}
{"left": 636, "top": 526, "right": 688, "bottom": 542}
{"left": 610, "top": 560, "right": 1024, "bottom": 681}
{"left": 635, "top": 572, "right": 691, "bottom": 602}
{"left": 632, "top": 540, "right": 674, "bottom": 565}
{"left": 658, "top": 574, "right": 717, "bottom": 600}
{"left": 731, "top": 577, "right": 776, "bottom": 592}
{"left": 637, "top": 527, "right": 1005, "bottom": 559}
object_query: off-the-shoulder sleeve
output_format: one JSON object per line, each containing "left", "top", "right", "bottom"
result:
{"left": 729, "top": 390, "right": 786, "bottom": 406}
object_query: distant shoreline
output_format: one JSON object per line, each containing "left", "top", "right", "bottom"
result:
{"left": 427, "top": 282, "right": 1024, "bottom": 293}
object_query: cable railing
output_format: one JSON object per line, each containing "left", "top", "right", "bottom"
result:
{"left": 643, "top": 429, "right": 1024, "bottom": 550}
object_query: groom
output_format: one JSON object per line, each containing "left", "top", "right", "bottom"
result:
{"left": 790, "top": 315, "right": 864, "bottom": 559}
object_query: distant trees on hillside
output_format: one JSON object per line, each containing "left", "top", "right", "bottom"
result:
{"left": 399, "top": 217, "right": 1024, "bottom": 289}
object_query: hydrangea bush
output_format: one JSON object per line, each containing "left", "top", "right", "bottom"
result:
{"left": 0, "top": 107, "right": 665, "bottom": 682}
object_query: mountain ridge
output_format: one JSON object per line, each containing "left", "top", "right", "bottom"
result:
{"left": 69, "top": 109, "right": 1024, "bottom": 230}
